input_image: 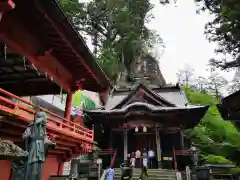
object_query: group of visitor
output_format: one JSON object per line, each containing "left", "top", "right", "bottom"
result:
{"left": 105, "top": 148, "right": 154, "bottom": 180}
{"left": 130, "top": 148, "right": 155, "bottom": 168}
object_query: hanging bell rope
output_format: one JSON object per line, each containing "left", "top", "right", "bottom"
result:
{"left": 60, "top": 86, "right": 64, "bottom": 103}
{"left": 31, "top": 63, "right": 40, "bottom": 76}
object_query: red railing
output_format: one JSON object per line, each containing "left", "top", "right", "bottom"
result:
{"left": 175, "top": 149, "right": 191, "bottom": 156}
{"left": 0, "top": 88, "right": 94, "bottom": 143}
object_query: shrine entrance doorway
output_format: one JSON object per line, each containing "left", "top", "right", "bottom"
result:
{"left": 128, "top": 131, "right": 157, "bottom": 168}
{"left": 132, "top": 132, "right": 156, "bottom": 152}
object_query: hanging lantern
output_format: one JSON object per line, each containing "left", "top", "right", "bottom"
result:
{"left": 143, "top": 126, "right": 147, "bottom": 132}
{"left": 135, "top": 126, "right": 139, "bottom": 132}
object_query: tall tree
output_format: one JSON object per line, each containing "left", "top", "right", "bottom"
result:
{"left": 60, "top": 0, "right": 161, "bottom": 82}
{"left": 194, "top": 0, "right": 240, "bottom": 70}
{"left": 228, "top": 67, "right": 240, "bottom": 94}
{"left": 196, "top": 76, "right": 208, "bottom": 93}
{"left": 176, "top": 65, "right": 195, "bottom": 86}
{"left": 206, "top": 72, "right": 228, "bottom": 100}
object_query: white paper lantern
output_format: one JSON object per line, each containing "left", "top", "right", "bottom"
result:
{"left": 143, "top": 126, "right": 147, "bottom": 132}
{"left": 135, "top": 126, "right": 139, "bottom": 132}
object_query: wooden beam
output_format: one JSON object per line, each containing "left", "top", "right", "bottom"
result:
{"left": 0, "top": 12, "right": 72, "bottom": 92}
{"left": 0, "top": 0, "right": 15, "bottom": 12}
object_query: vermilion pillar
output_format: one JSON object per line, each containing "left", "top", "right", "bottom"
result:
{"left": 64, "top": 91, "right": 73, "bottom": 120}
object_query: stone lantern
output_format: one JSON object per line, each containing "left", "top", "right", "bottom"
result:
{"left": 88, "top": 143, "right": 101, "bottom": 180}
{"left": 92, "top": 144, "right": 101, "bottom": 166}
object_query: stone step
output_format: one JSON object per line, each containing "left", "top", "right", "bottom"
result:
{"left": 114, "top": 172, "right": 176, "bottom": 177}
{"left": 114, "top": 175, "right": 176, "bottom": 180}
{"left": 114, "top": 168, "right": 177, "bottom": 180}
{"left": 114, "top": 176, "right": 176, "bottom": 179}
{"left": 114, "top": 168, "right": 177, "bottom": 173}
{"left": 114, "top": 171, "right": 177, "bottom": 176}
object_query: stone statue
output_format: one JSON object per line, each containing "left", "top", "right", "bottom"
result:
{"left": 22, "top": 111, "right": 56, "bottom": 180}
{"left": 189, "top": 146, "right": 200, "bottom": 167}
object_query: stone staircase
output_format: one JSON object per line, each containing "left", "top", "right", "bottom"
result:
{"left": 114, "top": 168, "right": 178, "bottom": 180}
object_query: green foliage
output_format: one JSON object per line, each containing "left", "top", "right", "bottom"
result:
{"left": 202, "top": 155, "right": 233, "bottom": 165}
{"left": 97, "top": 47, "right": 119, "bottom": 82}
{"left": 72, "top": 91, "right": 96, "bottom": 110}
{"left": 185, "top": 87, "right": 240, "bottom": 164}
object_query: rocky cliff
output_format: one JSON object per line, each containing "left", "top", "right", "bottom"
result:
{"left": 116, "top": 55, "right": 166, "bottom": 89}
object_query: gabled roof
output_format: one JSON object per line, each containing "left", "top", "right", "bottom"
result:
{"left": 112, "top": 84, "right": 176, "bottom": 109}
{"left": 84, "top": 84, "right": 209, "bottom": 129}
{"left": 105, "top": 84, "right": 187, "bottom": 110}
{"left": 84, "top": 103, "right": 209, "bottom": 129}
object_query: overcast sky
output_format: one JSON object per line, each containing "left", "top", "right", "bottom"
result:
{"left": 147, "top": 0, "right": 235, "bottom": 84}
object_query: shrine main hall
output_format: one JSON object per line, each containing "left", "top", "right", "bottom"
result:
{"left": 84, "top": 59, "right": 209, "bottom": 170}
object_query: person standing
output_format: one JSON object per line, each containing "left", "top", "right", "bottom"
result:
{"left": 142, "top": 149, "right": 148, "bottom": 168}
{"left": 106, "top": 167, "right": 114, "bottom": 180}
{"left": 130, "top": 152, "right": 136, "bottom": 168}
{"left": 135, "top": 149, "right": 141, "bottom": 168}
{"left": 148, "top": 149, "right": 155, "bottom": 169}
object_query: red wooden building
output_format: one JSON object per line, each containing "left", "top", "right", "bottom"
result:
{"left": 0, "top": 0, "right": 110, "bottom": 179}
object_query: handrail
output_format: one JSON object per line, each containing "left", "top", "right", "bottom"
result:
{"left": 110, "top": 149, "right": 117, "bottom": 168}
{"left": 100, "top": 169, "right": 107, "bottom": 180}
{"left": 0, "top": 88, "right": 94, "bottom": 141}
{"left": 176, "top": 172, "right": 182, "bottom": 180}
{"left": 186, "top": 166, "right": 191, "bottom": 180}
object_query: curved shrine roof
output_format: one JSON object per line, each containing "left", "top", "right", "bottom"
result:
{"left": 84, "top": 84, "right": 209, "bottom": 129}
{"left": 0, "top": 0, "right": 110, "bottom": 95}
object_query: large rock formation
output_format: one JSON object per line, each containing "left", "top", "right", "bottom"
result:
{"left": 116, "top": 55, "right": 166, "bottom": 89}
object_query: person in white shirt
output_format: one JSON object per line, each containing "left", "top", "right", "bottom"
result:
{"left": 148, "top": 149, "right": 155, "bottom": 168}
{"left": 130, "top": 152, "right": 136, "bottom": 168}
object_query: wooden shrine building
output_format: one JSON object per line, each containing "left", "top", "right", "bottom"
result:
{"left": 218, "top": 90, "right": 240, "bottom": 124}
{"left": 84, "top": 57, "right": 209, "bottom": 170}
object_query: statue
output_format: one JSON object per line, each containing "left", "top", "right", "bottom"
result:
{"left": 189, "top": 146, "right": 200, "bottom": 167}
{"left": 22, "top": 111, "right": 56, "bottom": 180}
